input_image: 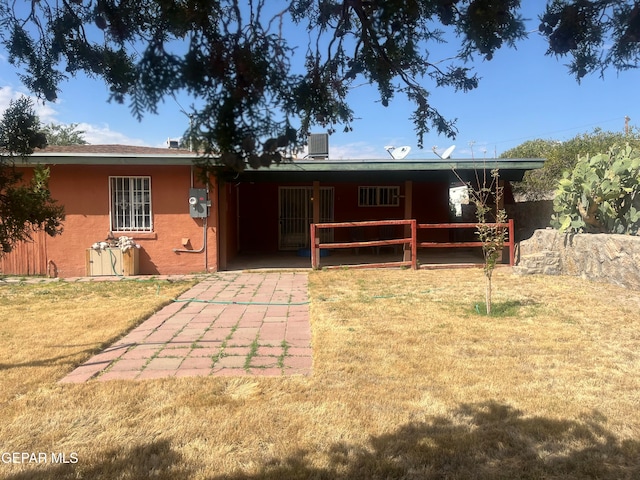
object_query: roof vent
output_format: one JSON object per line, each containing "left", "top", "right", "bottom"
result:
{"left": 167, "top": 139, "right": 180, "bottom": 149}
{"left": 308, "top": 133, "right": 329, "bottom": 160}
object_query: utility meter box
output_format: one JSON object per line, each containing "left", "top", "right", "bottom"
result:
{"left": 189, "top": 188, "right": 209, "bottom": 218}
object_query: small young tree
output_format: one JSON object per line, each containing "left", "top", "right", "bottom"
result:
{"left": 460, "top": 168, "right": 508, "bottom": 315}
{"left": 551, "top": 145, "right": 640, "bottom": 235}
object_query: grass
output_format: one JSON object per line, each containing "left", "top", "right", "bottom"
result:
{"left": 1, "top": 270, "right": 640, "bottom": 479}
{"left": 0, "top": 279, "right": 197, "bottom": 402}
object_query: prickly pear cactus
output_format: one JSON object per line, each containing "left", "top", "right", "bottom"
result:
{"left": 551, "top": 144, "right": 640, "bottom": 235}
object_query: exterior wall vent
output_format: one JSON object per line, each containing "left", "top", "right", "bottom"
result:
{"left": 308, "top": 133, "right": 329, "bottom": 160}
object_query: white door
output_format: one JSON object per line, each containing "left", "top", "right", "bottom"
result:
{"left": 278, "top": 187, "right": 334, "bottom": 250}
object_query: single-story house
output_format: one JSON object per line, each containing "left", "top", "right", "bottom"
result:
{"left": 1, "top": 144, "right": 544, "bottom": 277}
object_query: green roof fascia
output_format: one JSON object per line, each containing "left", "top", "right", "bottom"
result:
{"left": 222, "top": 158, "right": 546, "bottom": 183}
{"left": 248, "top": 158, "right": 545, "bottom": 172}
{"left": 16, "top": 154, "right": 545, "bottom": 181}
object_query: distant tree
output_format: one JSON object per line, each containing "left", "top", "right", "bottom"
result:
{"left": 1, "top": 1, "right": 638, "bottom": 169}
{"left": 0, "top": 97, "right": 64, "bottom": 255}
{"left": 502, "top": 128, "right": 640, "bottom": 199}
{"left": 41, "top": 123, "right": 88, "bottom": 146}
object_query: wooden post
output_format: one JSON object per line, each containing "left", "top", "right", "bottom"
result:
{"left": 508, "top": 218, "right": 515, "bottom": 266}
{"left": 310, "top": 223, "right": 318, "bottom": 269}
{"left": 217, "top": 177, "right": 227, "bottom": 271}
{"left": 404, "top": 180, "right": 413, "bottom": 263}
{"left": 312, "top": 181, "right": 320, "bottom": 225}
{"left": 411, "top": 219, "right": 418, "bottom": 270}
{"left": 312, "top": 181, "right": 320, "bottom": 268}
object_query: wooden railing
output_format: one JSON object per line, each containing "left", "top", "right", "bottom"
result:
{"left": 418, "top": 219, "right": 515, "bottom": 267}
{"left": 310, "top": 219, "right": 515, "bottom": 270}
{"left": 310, "top": 220, "right": 417, "bottom": 269}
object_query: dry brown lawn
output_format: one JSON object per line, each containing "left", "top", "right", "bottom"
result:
{"left": 1, "top": 270, "right": 640, "bottom": 479}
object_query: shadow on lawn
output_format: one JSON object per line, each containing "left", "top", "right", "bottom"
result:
{"left": 0, "top": 353, "right": 92, "bottom": 371}
{"left": 3, "top": 402, "right": 638, "bottom": 479}
{"left": 0, "top": 343, "right": 103, "bottom": 371}
{"left": 220, "top": 401, "right": 640, "bottom": 480}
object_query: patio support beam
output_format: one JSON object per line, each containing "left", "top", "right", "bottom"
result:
{"left": 312, "top": 181, "right": 320, "bottom": 226}
{"left": 217, "top": 177, "right": 227, "bottom": 270}
{"left": 403, "top": 180, "right": 413, "bottom": 263}
{"left": 312, "top": 181, "right": 321, "bottom": 266}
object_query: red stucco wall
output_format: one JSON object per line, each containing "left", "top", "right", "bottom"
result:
{"left": 36, "top": 165, "right": 218, "bottom": 277}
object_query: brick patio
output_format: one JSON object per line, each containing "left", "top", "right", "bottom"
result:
{"left": 59, "top": 272, "right": 312, "bottom": 383}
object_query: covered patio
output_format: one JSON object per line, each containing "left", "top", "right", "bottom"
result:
{"left": 215, "top": 157, "right": 544, "bottom": 271}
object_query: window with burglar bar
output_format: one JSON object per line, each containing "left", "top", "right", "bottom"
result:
{"left": 358, "top": 186, "right": 400, "bottom": 207}
{"left": 109, "top": 176, "right": 152, "bottom": 232}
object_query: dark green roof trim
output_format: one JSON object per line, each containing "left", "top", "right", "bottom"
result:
{"left": 224, "top": 158, "right": 546, "bottom": 183}
{"left": 21, "top": 150, "right": 544, "bottom": 182}
{"left": 260, "top": 158, "right": 544, "bottom": 171}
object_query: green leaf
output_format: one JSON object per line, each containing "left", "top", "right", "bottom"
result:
{"left": 559, "top": 215, "right": 572, "bottom": 232}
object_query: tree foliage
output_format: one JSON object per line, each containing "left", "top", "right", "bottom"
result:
{"left": 540, "top": 1, "right": 640, "bottom": 79}
{"left": 551, "top": 144, "right": 640, "bottom": 235}
{"left": 0, "top": 97, "right": 64, "bottom": 255}
{"left": 502, "top": 128, "right": 640, "bottom": 199}
{"left": 41, "top": 123, "right": 88, "bottom": 146}
{"left": 0, "top": 1, "right": 638, "bottom": 170}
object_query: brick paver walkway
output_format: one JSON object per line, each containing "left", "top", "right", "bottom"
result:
{"left": 60, "top": 272, "right": 312, "bottom": 382}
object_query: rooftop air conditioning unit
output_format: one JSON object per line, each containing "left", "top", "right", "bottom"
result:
{"left": 308, "top": 133, "right": 329, "bottom": 160}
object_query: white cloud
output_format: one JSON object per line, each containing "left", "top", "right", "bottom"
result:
{"left": 294, "top": 141, "right": 382, "bottom": 160}
{"left": 328, "top": 141, "right": 387, "bottom": 159}
{"left": 76, "top": 122, "right": 147, "bottom": 145}
{"left": 0, "top": 85, "right": 59, "bottom": 123}
{"left": 0, "top": 85, "right": 149, "bottom": 146}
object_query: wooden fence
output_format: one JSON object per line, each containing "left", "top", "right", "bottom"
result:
{"left": 310, "top": 219, "right": 515, "bottom": 270}
{"left": 0, "top": 230, "right": 48, "bottom": 276}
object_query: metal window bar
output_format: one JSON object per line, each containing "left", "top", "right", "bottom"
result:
{"left": 358, "top": 186, "right": 400, "bottom": 206}
{"left": 110, "top": 177, "right": 152, "bottom": 232}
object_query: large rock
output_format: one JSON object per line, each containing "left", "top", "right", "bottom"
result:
{"left": 515, "top": 229, "right": 640, "bottom": 290}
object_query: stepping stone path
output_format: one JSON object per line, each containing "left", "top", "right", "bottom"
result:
{"left": 60, "top": 272, "right": 312, "bottom": 382}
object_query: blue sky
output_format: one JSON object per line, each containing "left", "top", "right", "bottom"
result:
{"left": 0, "top": 5, "right": 637, "bottom": 159}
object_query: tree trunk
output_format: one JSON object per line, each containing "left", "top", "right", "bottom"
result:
{"left": 485, "top": 275, "right": 492, "bottom": 315}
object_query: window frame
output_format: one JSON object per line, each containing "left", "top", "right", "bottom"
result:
{"left": 109, "top": 176, "right": 153, "bottom": 233}
{"left": 357, "top": 186, "right": 400, "bottom": 207}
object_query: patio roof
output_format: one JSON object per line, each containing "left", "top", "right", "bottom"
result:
{"left": 225, "top": 158, "right": 546, "bottom": 183}
{"left": 23, "top": 145, "right": 544, "bottom": 182}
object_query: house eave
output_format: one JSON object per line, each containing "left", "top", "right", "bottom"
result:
{"left": 17, "top": 150, "right": 545, "bottom": 182}
{"left": 224, "top": 158, "right": 546, "bottom": 183}
{"left": 22, "top": 152, "right": 200, "bottom": 166}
